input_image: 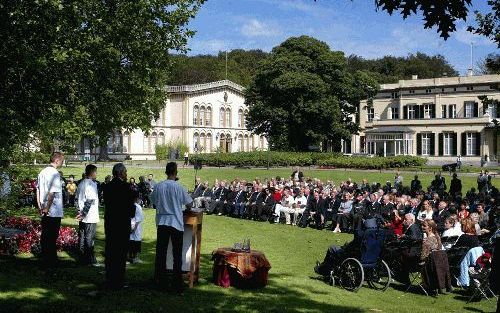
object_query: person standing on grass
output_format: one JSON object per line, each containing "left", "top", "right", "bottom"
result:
{"left": 76, "top": 164, "right": 100, "bottom": 267}
{"left": 151, "top": 162, "right": 192, "bottom": 294}
{"left": 128, "top": 191, "right": 144, "bottom": 264}
{"left": 36, "top": 152, "right": 64, "bottom": 268}
{"left": 103, "top": 163, "right": 135, "bottom": 290}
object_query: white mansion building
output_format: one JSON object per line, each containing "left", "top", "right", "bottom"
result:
{"left": 76, "top": 80, "right": 268, "bottom": 160}
{"left": 350, "top": 74, "right": 500, "bottom": 164}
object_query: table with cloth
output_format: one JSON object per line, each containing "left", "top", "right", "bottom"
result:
{"left": 212, "top": 247, "right": 271, "bottom": 288}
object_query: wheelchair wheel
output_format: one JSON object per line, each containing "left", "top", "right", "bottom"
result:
{"left": 339, "top": 258, "right": 364, "bottom": 292}
{"left": 367, "top": 259, "right": 391, "bottom": 291}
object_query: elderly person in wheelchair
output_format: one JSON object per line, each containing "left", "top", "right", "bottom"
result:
{"left": 314, "top": 213, "right": 392, "bottom": 291}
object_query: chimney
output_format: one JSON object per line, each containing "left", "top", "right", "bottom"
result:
{"left": 467, "top": 68, "right": 474, "bottom": 77}
{"left": 411, "top": 75, "right": 418, "bottom": 80}
{"left": 442, "top": 72, "right": 448, "bottom": 77}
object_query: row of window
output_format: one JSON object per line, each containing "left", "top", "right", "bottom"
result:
{"left": 193, "top": 133, "right": 266, "bottom": 153}
{"left": 366, "top": 101, "right": 497, "bottom": 121}
{"left": 193, "top": 106, "right": 248, "bottom": 128}
{"left": 389, "top": 84, "right": 496, "bottom": 98}
{"left": 416, "top": 132, "right": 480, "bottom": 156}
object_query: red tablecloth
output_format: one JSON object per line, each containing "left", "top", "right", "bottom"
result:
{"left": 212, "top": 247, "right": 271, "bottom": 288}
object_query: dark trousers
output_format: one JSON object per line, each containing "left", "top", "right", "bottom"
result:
{"left": 234, "top": 203, "right": 246, "bottom": 217}
{"left": 41, "top": 216, "right": 61, "bottom": 267}
{"left": 155, "top": 225, "right": 184, "bottom": 291}
{"left": 105, "top": 226, "right": 129, "bottom": 289}
{"left": 78, "top": 222, "right": 97, "bottom": 265}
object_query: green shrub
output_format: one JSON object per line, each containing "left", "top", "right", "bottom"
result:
{"left": 191, "top": 152, "right": 426, "bottom": 169}
{"left": 156, "top": 140, "right": 189, "bottom": 160}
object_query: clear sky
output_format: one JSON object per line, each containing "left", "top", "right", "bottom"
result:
{"left": 186, "top": 0, "right": 498, "bottom": 76}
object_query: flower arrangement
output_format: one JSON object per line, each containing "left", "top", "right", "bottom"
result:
{"left": 0, "top": 216, "right": 78, "bottom": 255}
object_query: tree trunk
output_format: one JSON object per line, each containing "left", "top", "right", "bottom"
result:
{"left": 97, "top": 136, "right": 110, "bottom": 161}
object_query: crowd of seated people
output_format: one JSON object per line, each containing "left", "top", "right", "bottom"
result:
{"left": 189, "top": 169, "right": 499, "bottom": 295}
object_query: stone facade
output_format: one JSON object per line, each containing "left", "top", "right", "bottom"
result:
{"left": 75, "top": 80, "right": 268, "bottom": 160}
{"left": 350, "top": 74, "right": 500, "bottom": 165}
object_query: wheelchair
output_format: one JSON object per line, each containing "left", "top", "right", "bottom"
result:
{"left": 329, "top": 228, "right": 391, "bottom": 292}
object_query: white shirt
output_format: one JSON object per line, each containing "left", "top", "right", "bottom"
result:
{"left": 37, "top": 166, "right": 63, "bottom": 217}
{"left": 130, "top": 203, "right": 144, "bottom": 241}
{"left": 417, "top": 209, "right": 434, "bottom": 221}
{"left": 282, "top": 195, "right": 294, "bottom": 207}
{"left": 442, "top": 227, "right": 464, "bottom": 237}
{"left": 294, "top": 195, "right": 307, "bottom": 208}
{"left": 77, "top": 178, "right": 99, "bottom": 223}
{"left": 150, "top": 179, "right": 193, "bottom": 231}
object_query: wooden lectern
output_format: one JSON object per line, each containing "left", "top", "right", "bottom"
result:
{"left": 183, "top": 211, "right": 203, "bottom": 288}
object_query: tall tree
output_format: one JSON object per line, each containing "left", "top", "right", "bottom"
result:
{"left": 245, "top": 36, "right": 378, "bottom": 152}
{"left": 0, "top": 0, "right": 205, "bottom": 161}
{"left": 477, "top": 53, "right": 500, "bottom": 74}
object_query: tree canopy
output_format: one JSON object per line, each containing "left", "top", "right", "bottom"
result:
{"left": 0, "top": 0, "right": 204, "bottom": 161}
{"left": 370, "top": 0, "right": 499, "bottom": 47}
{"left": 346, "top": 53, "right": 458, "bottom": 84}
{"left": 245, "top": 36, "right": 379, "bottom": 152}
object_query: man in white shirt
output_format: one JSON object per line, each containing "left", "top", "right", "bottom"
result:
{"left": 150, "top": 162, "right": 192, "bottom": 294}
{"left": 274, "top": 188, "right": 295, "bottom": 224}
{"left": 77, "top": 164, "right": 100, "bottom": 266}
{"left": 36, "top": 152, "right": 64, "bottom": 267}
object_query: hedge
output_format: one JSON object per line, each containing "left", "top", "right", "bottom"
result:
{"left": 190, "top": 152, "right": 426, "bottom": 169}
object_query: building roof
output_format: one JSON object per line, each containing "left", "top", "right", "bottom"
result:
{"left": 364, "top": 126, "right": 415, "bottom": 133}
{"left": 379, "top": 74, "right": 500, "bottom": 91}
{"left": 167, "top": 80, "right": 245, "bottom": 95}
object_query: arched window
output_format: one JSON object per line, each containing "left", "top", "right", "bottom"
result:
{"left": 225, "top": 108, "right": 231, "bottom": 128}
{"left": 207, "top": 133, "right": 212, "bottom": 152}
{"left": 244, "top": 134, "right": 250, "bottom": 152}
{"left": 159, "top": 132, "right": 165, "bottom": 146}
{"left": 193, "top": 106, "right": 199, "bottom": 125}
{"left": 238, "top": 134, "right": 243, "bottom": 152}
{"left": 149, "top": 132, "right": 158, "bottom": 153}
{"left": 122, "top": 131, "right": 130, "bottom": 153}
{"left": 200, "top": 133, "right": 206, "bottom": 151}
{"left": 206, "top": 107, "right": 212, "bottom": 126}
{"left": 193, "top": 133, "right": 200, "bottom": 152}
{"left": 219, "top": 108, "right": 225, "bottom": 127}
{"left": 200, "top": 106, "right": 206, "bottom": 126}
{"left": 238, "top": 109, "right": 243, "bottom": 128}
{"left": 143, "top": 134, "right": 149, "bottom": 153}
{"left": 244, "top": 110, "right": 249, "bottom": 128}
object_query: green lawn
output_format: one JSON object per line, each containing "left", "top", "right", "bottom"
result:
{"left": 0, "top": 167, "right": 498, "bottom": 313}
{"left": 58, "top": 165, "right": 496, "bottom": 195}
{"left": 0, "top": 210, "right": 496, "bottom": 313}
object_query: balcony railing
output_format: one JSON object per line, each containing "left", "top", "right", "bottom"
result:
{"left": 167, "top": 80, "right": 244, "bottom": 93}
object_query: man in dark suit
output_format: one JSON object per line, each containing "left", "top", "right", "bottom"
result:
{"left": 245, "top": 186, "right": 261, "bottom": 219}
{"left": 402, "top": 213, "right": 423, "bottom": 240}
{"left": 222, "top": 185, "right": 237, "bottom": 216}
{"left": 449, "top": 173, "right": 462, "bottom": 200}
{"left": 257, "top": 188, "right": 275, "bottom": 221}
{"left": 399, "top": 212, "right": 423, "bottom": 286}
{"left": 103, "top": 163, "right": 135, "bottom": 290}
{"left": 190, "top": 177, "right": 204, "bottom": 198}
{"left": 433, "top": 201, "right": 450, "bottom": 234}
{"left": 207, "top": 182, "right": 226, "bottom": 214}
{"left": 233, "top": 186, "right": 248, "bottom": 218}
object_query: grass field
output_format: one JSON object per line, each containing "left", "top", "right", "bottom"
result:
{"left": 59, "top": 165, "right": 496, "bottom": 195}
{"left": 0, "top": 166, "right": 498, "bottom": 313}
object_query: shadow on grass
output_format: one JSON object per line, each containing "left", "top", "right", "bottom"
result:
{"left": 0, "top": 238, "right": 365, "bottom": 313}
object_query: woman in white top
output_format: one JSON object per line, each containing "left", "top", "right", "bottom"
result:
{"left": 417, "top": 200, "right": 434, "bottom": 222}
